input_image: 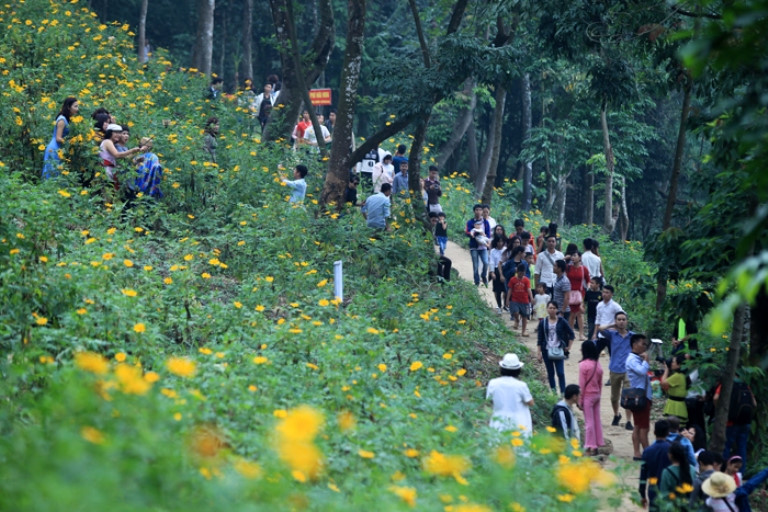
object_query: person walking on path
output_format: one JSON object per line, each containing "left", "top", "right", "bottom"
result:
{"left": 579, "top": 340, "right": 604, "bottom": 456}
{"left": 566, "top": 252, "right": 590, "bottom": 340}
{"left": 639, "top": 419, "right": 672, "bottom": 512}
{"left": 535, "top": 234, "right": 564, "bottom": 292}
{"left": 598, "top": 311, "right": 635, "bottom": 431}
{"left": 486, "top": 353, "right": 534, "bottom": 436}
{"left": 537, "top": 301, "right": 575, "bottom": 395}
{"left": 627, "top": 334, "right": 653, "bottom": 459}
{"left": 507, "top": 265, "right": 533, "bottom": 336}
{"left": 465, "top": 204, "right": 491, "bottom": 286}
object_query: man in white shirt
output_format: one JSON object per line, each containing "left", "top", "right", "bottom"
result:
{"left": 594, "top": 285, "right": 623, "bottom": 340}
{"left": 581, "top": 238, "right": 604, "bottom": 284}
{"left": 534, "top": 234, "right": 565, "bottom": 292}
{"left": 302, "top": 114, "right": 332, "bottom": 150}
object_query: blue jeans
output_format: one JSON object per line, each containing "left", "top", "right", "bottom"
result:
{"left": 724, "top": 423, "right": 750, "bottom": 468}
{"left": 542, "top": 351, "right": 566, "bottom": 394}
{"left": 470, "top": 249, "right": 488, "bottom": 285}
{"left": 436, "top": 236, "right": 447, "bottom": 256}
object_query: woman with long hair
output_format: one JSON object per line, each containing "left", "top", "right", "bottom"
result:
{"left": 42, "top": 97, "right": 79, "bottom": 179}
{"left": 579, "top": 340, "right": 604, "bottom": 456}
{"left": 659, "top": 442, "right": 696, "bottom": 501}
{"left": 99, "top": 124, "right": 145, "bottom": 190}
{"left": 566, "top": 252, "right": 590, "bottom": 340}
{"left": 661, "top": 354, "right": 688, "bottom": 422}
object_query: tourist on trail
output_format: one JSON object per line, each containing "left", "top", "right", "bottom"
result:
{"left": 371, "top": 154, "right": 394, "bottom": 194}
{"left": 203, "top": 117, "right": 219, "bottom": 164}
{"left": 659, "top": 442, "right": 697, "bottom": 505}
{"left": 537, "top": 301, "right": 575, "bottom": 395}
{"left": 725, "top": 456, "right": 744, "bottom": 487}
{"left": 713, "top": 377, "right": 755, "bottom": 469}
{"left": 482, "top": 205, "right": 496, "bottom": 232}
{"left": 489, "top": 235, "right": 508, "bottom": 313}
{"left": 532, "top": 282, "right": 550, "bottom": 323}
{"left": 507, "top": 265, "right": 533, "bottom": 336}
{"left": 281, "top": 164, "right": 308, "bottom": 203}
{"left": 465, "top": 204, "right": 491, "bottom": 286}
{"left": 661, "top": 354, "right": 689, "bottom": 422}
{"left": 551, "top": 259, "right": 571, "bottom": 318}
{"left": 534, "top": 234, "right": 564, "bottom": 293}
{"left": 423, "top": 165, "right": 442, "bottom": 214}
{"left": 292, "top": 109, "right": 311, "bottom": 143}
{"left": 627, "top": 334, "right": 653, "bottom": 459}
{"left": 325, "top": 109, "right": 336, "bottom": 135}
{"left": 42, "top": 97, "right": 79, "bottom": 179}
{"left": 598, "top": 311, "right": 634, "bottom": 430}
{"left": 361, "top": 182, "right": 392, "bottom": 231}
{"left": 434, "top": 212, "right": 448, "bottom": 256}
{"left": 536, "top": 225, "right": 548, "bottom": 254}
{"left": 690, "top": 450, "right": 720, "bottom": 510}
{"left": 666, "top": 416, "right": 697, "bottom": 470}
{"left": 391, "top": 144, "right": 408, "bottom": 175}
{"left": 702, "top": 468, "right": 768, "bottom": 512}
{"left": 520, "top": 231, "right": 535, "bottom": 257}
{"left": 99, "top": 124, "right": 146, "bottom": 190}
{"left": 487, "top": 353, "right": 534, "bottom": 436}
{"left": 639, "top": 419, "right": 672, "bottom": 511}
{"left": 500, "top": 246, "right": 525, "bottom": 294}
{"left": 593, "top": 284, "right": 623, "bottom": 341}
{"left": 392, "top": 161, "right": 409, "bottom": 198}
{"left": 579, "top": 340, "right": 604, "bottom": 456}
{"left": 581, "top": 238, "right": 604, "bottom": 285}
{"left": 584, "top": 277, "right": 603, "bottom": 341}
{"left": 551, "top": 384, "right": 581, "bottom": 442}
{"left": 133, "top": 137, "right": 164, "bottom": 198}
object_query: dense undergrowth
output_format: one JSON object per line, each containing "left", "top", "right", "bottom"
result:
{"left": 0, "top": 2, "right": 625, "bottom": 511}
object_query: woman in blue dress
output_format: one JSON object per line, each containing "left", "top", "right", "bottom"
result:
{"left": 42, "top": 97, "right": 79, "bottom": 179}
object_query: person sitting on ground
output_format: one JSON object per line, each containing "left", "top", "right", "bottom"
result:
{"left": 203, "top": 117, "right": 219, "bottom": 164}
{"left": 486, "top": 353, "right": 534, "bottom": 436}
{"left": 280, "top": 164, "right": 308, "bottom": 203}
{"left": 551, "top": 384, "right": 581, "bottom": 443}
{"left": 361, "top": 183, "right": 392, "bottom": 231}
{"left": 345, "top": 174, "right": 361, "bottom": 206}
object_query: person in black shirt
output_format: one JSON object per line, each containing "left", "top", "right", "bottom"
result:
{"left": 345, "top": 175, "right": 361, "bottom": 206}
{"left": 584, "top": 276, "right": 603, "bottom": 341}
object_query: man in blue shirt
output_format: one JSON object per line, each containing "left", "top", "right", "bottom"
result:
{"left": 598, "top": 311, "right": 634, "bottom": 430}
{"left": 639, "top": 419, "right": 671, "bottom": 511}
{"left": 281, "top": 164, "right": 308, "bottom": 203}
{"left": 391, "top": 144, "right": 408, "bottom": 176}
{"left": 392, "top": 161, "right": 409, "bottom": 198}
{"left": 361, "top": 183, "right": 392, "bottom": 231}
{"left": 627, "top": 333, "right": 652, "bottom": 459}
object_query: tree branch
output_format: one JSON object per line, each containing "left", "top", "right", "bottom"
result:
{"left": 408, "top": 0, "right": 431, "bottom": 68}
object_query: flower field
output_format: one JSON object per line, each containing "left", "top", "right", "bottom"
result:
{"left": 0, "top": 2, "right": 626, "bottom": 511}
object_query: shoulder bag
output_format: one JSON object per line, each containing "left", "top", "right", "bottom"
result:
{"left": 621, "top": 387, "right": 648, "bottom": 412}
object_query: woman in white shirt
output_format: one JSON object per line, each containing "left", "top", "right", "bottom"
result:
{"left": 487, "top": 353, "right": 534, "bottom": 436}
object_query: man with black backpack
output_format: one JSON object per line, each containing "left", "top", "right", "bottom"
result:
{"left": 713, "top": 378, "right": 756, "bottom": 469}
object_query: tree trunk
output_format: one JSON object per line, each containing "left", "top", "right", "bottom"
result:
{"left": 521, "top": 72, "right": 533, "bottom": 210}
{"left": 195, "top": 0, "right": 215, "bottom": 76}
{"left": 321, "top": 0, "right": 365, "bottom": 207}
{"left": 709, "top": 302, "right": 747, "bottom": 454}
{"left": 555, "top": 173, "right": 568, "bottom": 226}
{"left": 587, "top": 164, "right": 595, "bottom": 225}
{"left": 480, "top": 85, "right": 507, "bottom": 205}
{"left": 436, "top": 78, "right": 476, "bottom": 170}
{"left": 467, "top": 119, "right": 479, "bottom": 179}
{"left": 474, "top": 84, "right": 506, "bottom": 198}
{"left": 655, "top": 79, "right": 692, "bottom": 310}
{"left": 600, "top": 102, "right": 616, "bottom": 234}
{"left": 240, "top": 0, "right": 253, "bottom": 84}
{"left": 408, "top": 118, "right": 430, "bottom": 208}
{"left": 618, "top": 176, "right": 629, "bottom": 240}
{"left": 138, "top": 0, "right": 149, "bottom": 64}
{"left": 264, "top": 0, "right": 334, "bottom": 142}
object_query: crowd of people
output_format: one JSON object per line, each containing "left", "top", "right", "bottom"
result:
{"left": 475, "top": 219, "right": 762, "bottom": 510}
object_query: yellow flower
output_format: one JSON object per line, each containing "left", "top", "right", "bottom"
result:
{"left": 265, "top": 276, "right": 274, "bottom": 283}
{"left": 422, "top": 450, "right": 470, "bottom": 481}
{"left": 255, "top": 305, "right": 265, "bottom": 312}
{"left": 409, "top": 361, "right": 423, "bottom": 371}
{"left": 123, "top": 259, "right": 134, "bottom": 267}
{"left": 557, "top": 494, "right": 575, "bottom": 503}
{"left": 358, "top": 449, "right": 375, "bottom": 459}
{"left": 166, "top": 356, "right": 196, "bottom": 377}
{"left": 234, "top": 458, "right": 262, "bottom": 479}
{"left": 556, "top": 458, "right": 614, "bottom": 494}
{"left": 133, "top": 323, "right": 146, "bottom": 333}
{"left": 378, "top": 363, "right": 387, "bottom": 372}
{"left": 275, "top": 405, "right": 324, "bottom": 443}
{"left": 389, "top": 485, "right": 417, "bottom": 507}
{"left": 450, "top": 504, "right": 491, "bottom": 512}
{"left": 201, "top": 272, "right": 211, "bottom": 279}
{"left": 337, "top": 410, "right": 356, "bottom": 432}
{"left": 74, "top": 351, "right": 109, "bottom": 374}
{"left": 35, "top": 317, "right": 48, "bottom": 326}
{"left": 367, "top": 327, "right": 380, "bottom": 334}
{"left": 114, "top": 363, "right": 151, "bottom": 395}
{"left": 121, "top": 288, "right": 137, "bottom": 297}
{"left": 81, "top": 426, "right": 105, "bottom": 444}
{"left": 144, "top": 371, "right": 160, "bottom": 383}
{"left": 253, "top": 356, "right": 269, "bottom": 365}
{"left": 234, "top": 301, "right": 242, "bottom": 309}
{"left": 317, "top": 279, "right": 328, "bottom": 287}
{"left": 404, "top": 448, "right": 420, "bottom": 458}
{"left": 494, "top": 445, "right": 516, "bottom": 469}
{"left": 114, "top": 352, "right": 127, "bottom": 362}
{"left": 443, "top": 353, "right": 453, "bottom": 359}
{"left": 676, "top": 483, "right": 694, "bottom": 494}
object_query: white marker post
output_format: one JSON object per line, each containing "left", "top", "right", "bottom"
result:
{"left": 333, "top": 260, "right": 343, "bottom": 303}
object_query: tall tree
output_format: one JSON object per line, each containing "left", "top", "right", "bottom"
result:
{"left": 520, "top": 72, "right": 533, "bottom": 210}
{"left": 138, "top": 0, "right": 149, "bottom": 64}
{"left": 193, "top": 0, "right": 216, "bottom": 76}
{"left": 240, "top": 0, "right": 253, "bottom": 85}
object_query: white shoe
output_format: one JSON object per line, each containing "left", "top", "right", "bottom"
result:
{"left": 496, "top": 307, "right": 502, "bottom": 314}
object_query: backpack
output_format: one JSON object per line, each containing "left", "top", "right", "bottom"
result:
{"left": 502, "top": 259, "right": 519, "bottom": 280}
{"left": 551, "top": 404, "right": 572, "bottom": 436}
{"left": 728, "top": 382, "right": 755, "bottom": 424}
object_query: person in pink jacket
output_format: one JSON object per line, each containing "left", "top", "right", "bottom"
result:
{"left": 579, "top": 340, "right": 604, "bottom": 456}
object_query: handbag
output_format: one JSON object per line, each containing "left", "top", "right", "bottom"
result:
{"left": 569, "top": 290, "right": 582, "bottom": 306}
{"left": 620, "top": 388, "right": 648, "bottom": 412}
{"left": 547, "top": 346, "right": 566, "bottom": 360}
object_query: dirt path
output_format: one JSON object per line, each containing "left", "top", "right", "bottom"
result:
{"left": 444, "top": 240, "right": 642, "bottom": 510}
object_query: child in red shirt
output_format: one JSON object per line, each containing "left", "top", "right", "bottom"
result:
{"left": 507, "top": 265, "right": 534, "bottom": 337}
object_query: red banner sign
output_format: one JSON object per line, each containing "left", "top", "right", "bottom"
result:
{"left": 309, "top": 88, "right": 332, "bottom": 106}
